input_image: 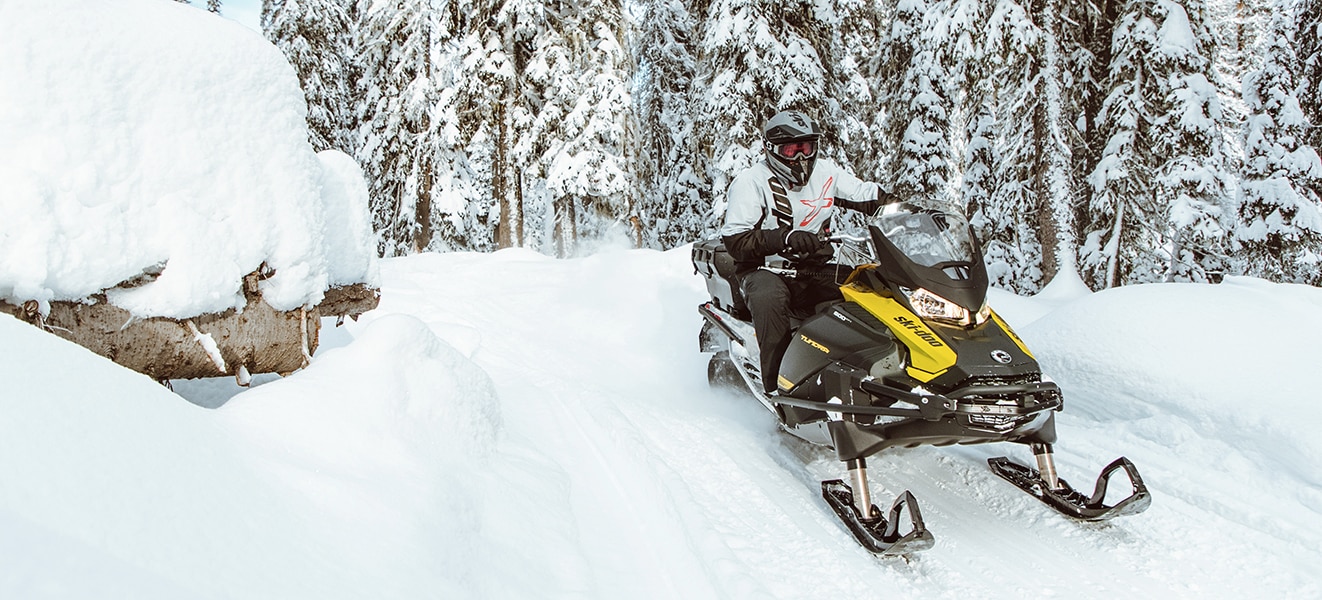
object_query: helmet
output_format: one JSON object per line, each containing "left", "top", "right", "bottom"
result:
{"left": 762, "top": 110, "right": 821, "bottom": 187}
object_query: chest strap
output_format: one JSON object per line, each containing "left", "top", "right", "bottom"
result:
{"left": 768, "top": 177, "right": 792, "bottom": 229}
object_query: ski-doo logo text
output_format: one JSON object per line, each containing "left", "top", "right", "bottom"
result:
{"left": 893, "top": 316, "right": 945, "bottom": 347}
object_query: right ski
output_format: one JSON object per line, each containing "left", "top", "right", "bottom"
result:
{"left": 988, "top": 456, "right": 1151, "bottom": 521}
{"left": 821, "top": 480, "right": 934, "bottom": 556}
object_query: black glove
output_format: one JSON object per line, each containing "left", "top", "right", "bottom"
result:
{"left": 784, "top": 230, "right": 824, "bottom": 254}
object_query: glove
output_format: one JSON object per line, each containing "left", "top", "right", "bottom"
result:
{"left": 784, "top": 230, "right": 824, "bottom": 254}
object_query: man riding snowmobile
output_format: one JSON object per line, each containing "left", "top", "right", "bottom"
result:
{"left": 695, "top": 112, "right": 1151, "bottom": 555}
{"left": 720, "top": 110, "right": 899, "bottom": 394}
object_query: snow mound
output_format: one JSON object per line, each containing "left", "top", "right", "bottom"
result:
{"left": 1023, "top": 276, "right": 1322, "bottom": 461}
{"left": 0, "top": 0, "right": 377, "bottom": 319}
{"left": 0, "top": 311, "right": 505, "bottom": 598}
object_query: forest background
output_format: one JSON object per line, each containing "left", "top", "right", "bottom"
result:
{"left": 214, "top": 0, "right": 1322, "bottom": 293}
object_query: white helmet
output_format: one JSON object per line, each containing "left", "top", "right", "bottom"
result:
{"left": 762, "top": 110, "right": 822, "bottom": 187}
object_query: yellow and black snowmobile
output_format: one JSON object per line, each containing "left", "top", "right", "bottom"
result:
{"left": 693, "top": 201, "right": 1150, "bottom": 556}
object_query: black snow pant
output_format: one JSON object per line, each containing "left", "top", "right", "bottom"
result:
{"left": 739, "top": 268, "right": 842, "bottom": 394}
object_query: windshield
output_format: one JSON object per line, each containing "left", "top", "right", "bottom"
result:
{"left": 870, "top": 203, "right": 976, "bottom": 268}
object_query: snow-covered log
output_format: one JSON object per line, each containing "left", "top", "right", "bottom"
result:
{"left": 1, "top": 296, "right": 317, "bottom": 382}
{"left": 0, "top": 0, "right": 381, "bottom": 381}
{"left": 0, "top": 281, "right": 379, "bottom": 381}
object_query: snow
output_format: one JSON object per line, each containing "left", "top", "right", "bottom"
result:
{"left": 1157, "top": 0, "right": 1198, "bottom": 58}
{"left": 0, "top": 0, "right": 377, "bottom": 319}
{"left": 219, "top": 0, "right": 262, "bottom": 32}
{"left": 3, "top": 0, "right": 1321, "bottom": 597}
{"left": 316, "top": 150, "right": 381, "bottom": 287}
{"left": 185, "top": 319, "right": 228, "bottom": 373}
{"left": 3, "top": 246, "right": 1321, "bottom": 599}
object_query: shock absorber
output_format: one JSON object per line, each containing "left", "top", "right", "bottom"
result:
{"left": 1032, "top": 443, "right": 1061, "bottom": 490}
{"left": 848, "top": 458, "right": 877, "bottom": 521}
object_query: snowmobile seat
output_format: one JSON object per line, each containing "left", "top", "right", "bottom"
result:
{"left": 692, "top": 238, "right": 751, "bottom": 320}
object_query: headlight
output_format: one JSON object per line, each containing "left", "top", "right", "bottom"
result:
{"left": 904, "top": 287, "right": 990, "bottom": 327}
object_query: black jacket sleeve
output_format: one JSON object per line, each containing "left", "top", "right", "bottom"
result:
{"left": 722, "top": 227, "right": 787, "bottom": 263}
{"left": 836, "top": 188, "right": 901, "bottom": 217}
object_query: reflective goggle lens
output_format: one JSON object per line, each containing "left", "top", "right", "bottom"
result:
{"left": 774, "top": 140, "right": 816, "bottom": 159}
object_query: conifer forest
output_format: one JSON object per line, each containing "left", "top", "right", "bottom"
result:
{"left": 259, "top": 0, "right": 1322, "bottom": 291}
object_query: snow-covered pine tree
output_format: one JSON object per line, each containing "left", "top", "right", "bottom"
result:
{"left": 875, "top": 0, "right": 953, "bottom": 201}
{"left": 1058, "top": 0, "right": 1115, "bottom": 272}
{"left": 262, "top": 0, "right": 358, "bottom": 153}
{"left": 485, "top": 0, "right": 558, "bottom": 253}
{"left": 424, "top": 0, "right": 505, "bottom": 252}
{"left": 532, "top": 0, "right": 635, "bottom": 256}
{"left": 1035, "top": 0, "right": 1083, "bottom": 287}
{"left": 1083, "top": 0, "right": 1232, "bottom": 287}
{"left": 821, "top": 0, "right": 887, "bottom": 184}
{"left": 460, "top": 0, "right": 627, "bottom": 257}
{"left": 1208, "top": 0, "right": 1272, "bottom": 79}
{"left": 354, "top": 0, "right": 439, "bottom": 256}
{"left": 1298, "top": 0, "right": 1322, "bottom": 200}
{"left": 1236, "top": 2, "right": 1322, "bottom": 283}
{"left": 209, "top": 0, "right": 222, "bottom": 13}
{"left": 961, "top": 100, "right": 997, "bottom": 222}
{"left": 489, "top": 0, "right": 535, "bottom": 250}
{"left": 1083, "top": 1, "right": 1166, "bottom": 287}
{"left": 960, "top": 0, "right": 1065, "bottom": 294}
{"left": 1067, "top": 0, "right": 1115, "bottom": 269}
{"left": 631, "top": 0, "right": 704, "bottom": 249}
{"left": 945, "top": 0, "right": 1013, "bottom": 287}
{"left": 1150, "top": 0, "right": 1233, "bottom": 282}
{"left": 689, "top": 0, "right": 833, "bottom": 222}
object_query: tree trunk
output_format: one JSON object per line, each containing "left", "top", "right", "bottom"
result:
{"left": 1106, "top": 202, "right": 1125, "bottom": 288}
{"left": 415, "top": 165, "right": 433, "bottom": 253}
{"left": 494, "top": 87, "right": 523, "bottom": 247}
{"left": 4, "top": 296, "right": 317, "bottom": 381}
{"left": 554, "top": 196, "right": 576, "bottom": 257}
{"left": 3, "top": 282, "right": 379, "bottom": 381}
{"left": 1033, "top": 91, "right": 1059, "bottom": 287}
{"left": 495, "top": 101, "right": 512, "bottom": 249}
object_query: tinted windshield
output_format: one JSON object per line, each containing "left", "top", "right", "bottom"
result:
{"left": 871, "top": 203, "right": 976, "bottom": 268}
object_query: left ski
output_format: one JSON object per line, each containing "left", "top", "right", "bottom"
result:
{"left": 988, "top": 456, "right": 1151, "bottom": 521}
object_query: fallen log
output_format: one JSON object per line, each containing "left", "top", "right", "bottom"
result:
{"left": 3, "top": 281, "right": 380, "bottom": 382}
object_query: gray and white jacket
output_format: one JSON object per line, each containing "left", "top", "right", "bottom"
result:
{"left": 719, "top": 158, "right": 891, "bottom": 272}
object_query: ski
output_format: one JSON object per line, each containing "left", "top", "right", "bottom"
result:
{"left": 987, "top": 456, "right": 1151, "bottom": 521}
{"left": 821, "top": 480, "right": 934, "bottom": 556}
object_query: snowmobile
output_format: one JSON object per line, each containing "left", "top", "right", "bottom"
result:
{"left": 693, "top": 201, "right": 1151, "bottom": 556}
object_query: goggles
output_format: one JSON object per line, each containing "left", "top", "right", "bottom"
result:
{"left": 770, "top": 139, "right": 816, "bottom": 160}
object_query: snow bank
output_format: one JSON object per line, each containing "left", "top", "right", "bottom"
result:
{"left": 0, "top": 311, "right": 503, "bottom": 598}
{"left": 1023, "top": 276, "right": 1322, "bottom": 466}
{"left": 0, "top": 0, "right": 376, "bottom": 319}
{"left": 1016, "top": 275, "right": 1322, "bottom": 594}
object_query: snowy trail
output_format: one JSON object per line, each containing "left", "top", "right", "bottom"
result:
{"left": 6, "top": 247, "right": 1319, "bottom": 599}
{"left": 354, "top": 250, "right": 887, "bottom": 597}
{"left": 342, "top": 249, "right": 1320, "bottom": 598}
